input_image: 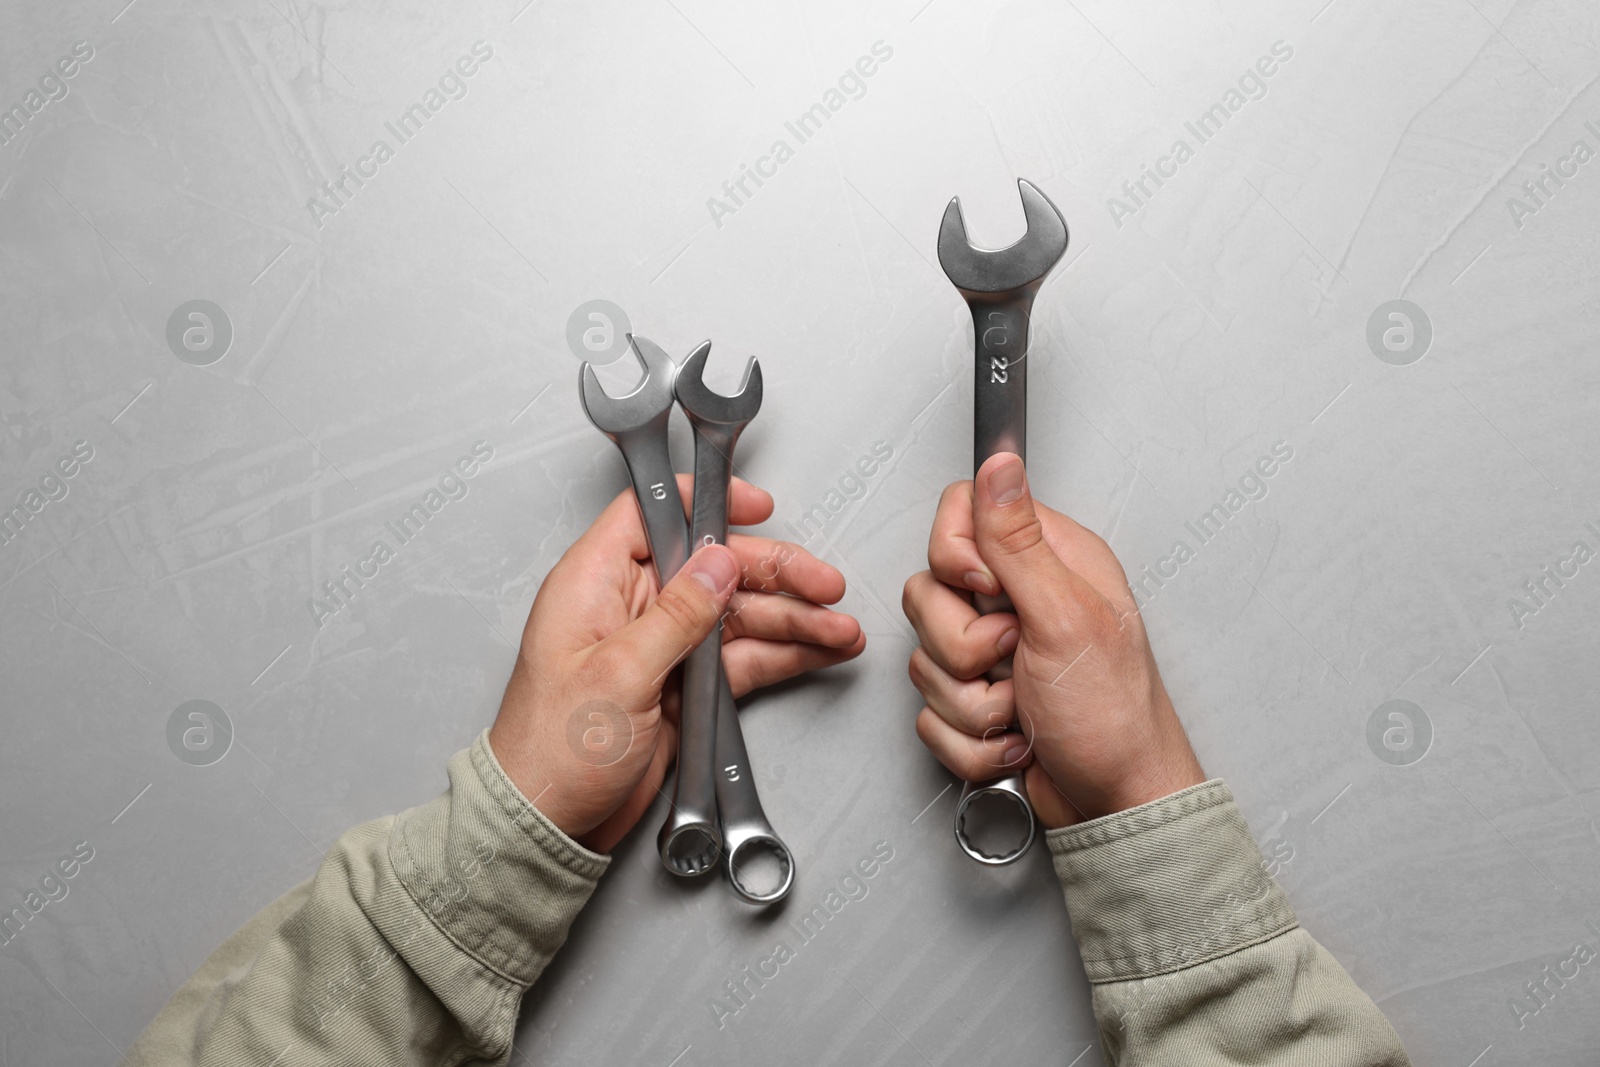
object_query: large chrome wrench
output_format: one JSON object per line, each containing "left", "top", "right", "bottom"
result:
{"left": 675, "top": 344, "right": 794, "bottom": 905}
{"left": 936, "top": 178, "right": 1068, "bottom": 865}
{"left": 579, "top": 335, "right": 719, "bottom": 877}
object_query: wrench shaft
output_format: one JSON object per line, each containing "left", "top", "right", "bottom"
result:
{"left": 612, "top": 428, "right": 721, "bottom": 875}
{"left": 969, "top": 297, "right": 1031, "bottom": 471}
{"left": 678, "top": 429, "right": 736, "bottom": 827}
{"left": 958, "top": 294, "right": 1037, "bottom": 863}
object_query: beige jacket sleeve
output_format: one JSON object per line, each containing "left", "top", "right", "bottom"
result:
{"left": 1048, "top": 778, "right": 1412, "bottom": 1066}
{"left": 126, "top": 731, "right": 608, "bottom": 1067}
{"left": 133, "top": 746, "right": 1408, "bottom": 1066}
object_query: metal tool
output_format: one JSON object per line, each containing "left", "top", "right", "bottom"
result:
{"left": 579, "top": 335, "right": 720, "bottom": 877}
{"left": 936, "top": 178, "right": 1068, "bottom": 866}
{"left": 675, "top": 344, "right": 793, "bottom": 904}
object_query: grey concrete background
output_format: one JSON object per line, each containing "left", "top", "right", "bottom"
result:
{"left": 2, "top": 0, "right": 1598, "bottom": 1063}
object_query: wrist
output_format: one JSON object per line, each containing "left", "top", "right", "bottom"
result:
{"left": 1067, "top": 751, "right": 1207, "bottom": 822}
{"left": 1092, "top": 762, "right": 1207, "bottom": 819}
{"left": 486, "top": 723, "right": 587, "bottom": 839}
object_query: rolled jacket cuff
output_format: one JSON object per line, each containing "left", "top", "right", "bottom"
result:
{"left": 386, "top": 730, "right": 609, "bottom": 989}
{"left": 1046, "top": 779, "right": 1297, "bottom": 983}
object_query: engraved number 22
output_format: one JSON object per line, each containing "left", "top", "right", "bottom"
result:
{"left": 985, "top": 311, "right": 1009, "bottom": 383}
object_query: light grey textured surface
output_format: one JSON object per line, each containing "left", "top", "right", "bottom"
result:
{"left": 3, "top": 0, "right": 1598, "bottom": 1064}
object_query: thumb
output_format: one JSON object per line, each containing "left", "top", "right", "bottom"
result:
{"left": 972, "top": 453, "right": 1083, "bottom": 625}
{"left": 596, "top": 543, "right": 739, "bottom": 703}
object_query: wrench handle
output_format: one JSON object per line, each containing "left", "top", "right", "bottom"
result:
{"left": 970, "top": 297, "right": 1031, "bottom": 471}
{"left": 685, "top": 420, "right": 794, "bottom": 904}
{"left": 618, "top": 432, "right": 690, "bottom": 580}
{"left": 957, "top": 296, "right": 1039, "bottom": 866}
{"left": 612, "top": 429, "right": 722, "bottom": 876}
{"left": 677, "top": 428, "right": 737, "bottom": 843}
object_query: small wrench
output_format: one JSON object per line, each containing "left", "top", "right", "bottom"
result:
{"left": 674, "top": 344, "right": 793, "bottom": 904}
{"left": 936, "top": 178, "right": 1068, "bottom": 866}
{"left": 579, "top": 335, "right": 720, "bottom": 877}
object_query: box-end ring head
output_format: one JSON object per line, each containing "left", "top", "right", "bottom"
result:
{"left": 954, "top": 778, "right": 1037, "bottom": 866}
{"left": 725, "top": 834, "right": 794, "bottom": 904}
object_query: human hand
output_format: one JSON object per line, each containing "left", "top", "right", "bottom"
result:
{"left": 902, "top": 453, "right": 1205, "bottom": 829}
{"left": 489, "top": 477, "right": 865, "bottom": 853}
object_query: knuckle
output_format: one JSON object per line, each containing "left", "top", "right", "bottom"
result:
{"left": 1082, "top": 595, "right": 1126, "bottom": 644}
{"left": 578, "top": 645, "right": 627, "bottom": 691}
{"left": 907, "top": 647, "right": 927, "bottom": 689}
{"left": 945, "top": 631, "right": 992, "bottom": 679}
{"left": 990, "top": 512, "right": 1044, "bottom": 556}
{"left": 964, "top": 696, "right": 1013, "bottom": 737}
{"left": 653, "top": 586, "right": 710, "bottom": 637}
{"left": 901, "top": 572, "right": 929, "bottom": 617}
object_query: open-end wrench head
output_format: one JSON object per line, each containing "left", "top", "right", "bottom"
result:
{"left": 578, "top": 333, "right": 679, "bottom": 436}
{"left": 937, "top": 179, "right": 1069, "bottom": 295}
{"left": 674, "top": 341, "right": 763, "bottom": 426}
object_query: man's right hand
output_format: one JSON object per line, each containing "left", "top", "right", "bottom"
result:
{"left": 902, "top": 453, "right": 1206, "bottom": 828}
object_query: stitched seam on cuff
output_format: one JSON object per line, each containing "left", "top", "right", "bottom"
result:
{"left": 1082, "top": 907, "right": 1297, "bottom": 971}
{"left": 470, "top": 732, "right": 609, "bottom": 880}
{"left": 1046, "top": 779, "right": 1232, "bottom": 852}
{"left": 388, "top": 819, "right": 529, "bottom": 988}
{"left": 1087, "top": 919, "right": 1300, "bottom": 983}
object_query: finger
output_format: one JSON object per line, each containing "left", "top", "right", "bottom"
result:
{"left": 927, "top": 481, "right": 997, "bottom": 596}
{"left": 670, "top": 473, "right": 775, "bottom": 530}
{"left": 727, "top": 535, "right": 846, "bottom": 604}
{"left": 722, "top": 630, "right": 867, "bottom": 697}
{"left": 588, "top": 544, "right": 738, "bottom": 706}
{"left": 901, "top": 570, "right": 1019, "bottom": 680}
{"left": 916, "top": 707, "right": 1032, "bottom": 782}
{"left": 972, "top": 454, "right": 1113, "bottom": 633}
{"left": 907, "top": 646, "right": 1015, "bottom": 736}
{"left": 723, "top": 592, "right": 862, "bottom": 649}
{"left": 569, "top": 476, "right": 776, "bottom": 572}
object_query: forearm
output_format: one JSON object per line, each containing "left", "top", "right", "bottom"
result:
{"left": 129, "top": 732, "right": 607, "bottom": 1067}
{"left": 1051, "top": 780, "right": 1411, "bottom": 1066}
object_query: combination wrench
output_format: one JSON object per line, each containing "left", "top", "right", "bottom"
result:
{"left": 674, "top": 344, "right": 794, "bottom": 904}
{"left": 936, "top": 178, "right": 1068, "bottom": 866}
{"left": 579, "top": 335, "right": 720, "bottom": 877}
{"left": 579, "top": 336, "right": 793, "bottom": 902}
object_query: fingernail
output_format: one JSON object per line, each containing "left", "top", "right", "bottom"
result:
{"left": 996, "top": 627, "right": 1020, "bottom": 657}
{"left": 986, "top": 455, "right": 1026, "bottom": 506}
{"left": 688, "top": 544, "right": 738, "bottom": 595}
{"left": 1002, "top": 740, "right": 1030, "bottom": 766}
{"left": 964, "top": 569, "right": 996, "bottom": 595}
